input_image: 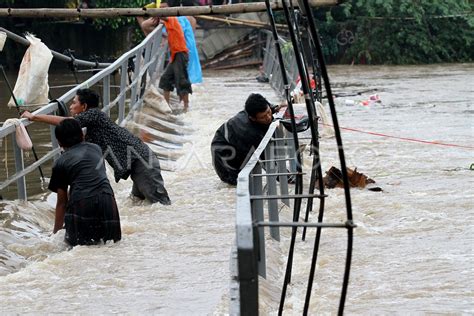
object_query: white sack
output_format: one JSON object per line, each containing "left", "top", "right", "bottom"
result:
{"left": 0, "top": 31, "right": 6, "bottom": 52}
{"left": 8, "top": 33, "right": 53, "bottom": 108}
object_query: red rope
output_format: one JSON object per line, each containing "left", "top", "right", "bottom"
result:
{"left": 320, "top": 123, "right": 474, "bottom": 150}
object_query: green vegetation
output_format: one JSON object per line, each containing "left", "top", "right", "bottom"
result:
{"left": 0, "top": 0, "right": 144, "bottom": 29}
{"left": 0, "top": 0, "right": 472, "bottom": 64}
{"left": 91, "top": 0, "right": 144, "bottom": 30}
{"left": 316, "top": 0, "right": 474, "bottom": 64}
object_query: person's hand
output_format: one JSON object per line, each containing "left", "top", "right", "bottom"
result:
{"left": 21, "top": 110, "right": 34, "bottom": 121}
{"left": 274, "top": 101, "right": 288, "bottom": 112}
{"left": 139, "top": 17, "right": 160, "bottom": 36}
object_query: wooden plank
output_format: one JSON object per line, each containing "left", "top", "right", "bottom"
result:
{"left": 0, "top": 1, "right": 340, "bottom": 18}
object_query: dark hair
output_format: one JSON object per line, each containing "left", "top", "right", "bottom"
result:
{"left": 76, "top": 88, "right": 99, "bottom": 109}
{"left": 245, "top": 93, "right": 271, "bottom": 117}
{"left": 55, "top": 119, "right": 83, "bottom": 148}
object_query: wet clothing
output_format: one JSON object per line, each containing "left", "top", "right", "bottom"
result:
{"left": 74, "top": 108, "right": 170, "bottom": 204}
{"left": 162, "top": 17, "right": 188, "bottom": 62}
{"left": 75, "top": 108, "right": 147, "bottom": 181}
{"left": 63, "top": 193, "right": 120, "bottom": 246}
{"left": 49, "top": 143, "right": 114, "bottom": 203}
{"left": 49, "top": 142, "right": 121, "bottom": 246}
{"left": 159, "top": 52, "right": 192, "bottom": 96}
{"left": 177, "top": 17, "right": 202, "bottom": 84}
{"left": 211, "top": 111, "right": 271, "bottom": 185}
{"left": 130, "top": 155, "right": 171, "bottom": 205}
{"left": 159, "top": 17, "right": 192, "bottom": 97}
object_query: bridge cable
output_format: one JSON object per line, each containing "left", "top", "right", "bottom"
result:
{"left": 298, "top": 0, "right": 354, "bottom": 314}
{"left": 275, "top": 0, "right": 330, "bottom": 313}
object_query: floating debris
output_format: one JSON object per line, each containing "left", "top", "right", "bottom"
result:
{"left": 321, "top": 166, "right": 382, "bottom": 191}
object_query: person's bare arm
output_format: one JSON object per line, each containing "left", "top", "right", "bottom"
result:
{"left": 187, "top": 16, "right": 197, "bottom": 30}
{"left": 138, "top": 17, "right": 160, "bottom": 36}
{"left": 53, "top": 188, "right": 67, "bottom": 234}
{"left": 21, "top": 111, "right": 66, "bottom": 126}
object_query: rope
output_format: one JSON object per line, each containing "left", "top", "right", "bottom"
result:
{"left": 320, "top": 122, "right": 474, "bottom": 150}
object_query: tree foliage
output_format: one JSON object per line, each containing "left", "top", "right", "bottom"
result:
{"left": 1, "top": 0, "right": 472, "bottom": 64}
{"left": 0, "top": 0, "right": 144, "bottom": 30}
{"left": 315, "top": 0, "right": 474, "bottom": 64}
{"left": 92, "top": 0, "right": 144, "bottom": 30}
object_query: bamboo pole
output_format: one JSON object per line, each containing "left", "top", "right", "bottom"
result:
{"left": 0, "top": 1, "right": 340, "bottom": 18}
{"left": 196, "top": 15, "right": 287, "bottom": 31}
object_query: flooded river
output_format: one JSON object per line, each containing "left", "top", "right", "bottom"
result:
{"left": 0, "top": 64, "right": 473, "bottom": 314}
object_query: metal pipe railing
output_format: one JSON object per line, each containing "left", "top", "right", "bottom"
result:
{"left": 234, "top": 121, "right": 279, "bottom": 314}
{"left": 0, "top": 27, "right": 111, "bottom": 69}
{"left": 0, "top": 25, "right": 165, "bottom": 200}
{"left": 232, "top": 2, "right": 355, "bottom": 313}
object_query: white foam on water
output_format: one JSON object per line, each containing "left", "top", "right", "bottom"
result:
{"left": 0, "top": 65, "right": 472, "bottom": 314}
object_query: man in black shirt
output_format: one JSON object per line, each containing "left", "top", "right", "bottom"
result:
{"left": 211, "top": 93, "right": 277, "bottom": 185}
{"left": 22, "top": 89, "right": 171, "bottom": 205}
{"left": 49, "top": 119, "right": 121, "bottom": 246}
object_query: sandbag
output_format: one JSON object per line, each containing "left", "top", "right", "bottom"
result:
{"left": 8, "top": 34, "right": 53, "bottom": 108}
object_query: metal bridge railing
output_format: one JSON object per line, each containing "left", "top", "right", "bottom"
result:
{"left": 231, "top": 27, "right": 355, "bottom": 314}
{"left": 0, "top": 25, "right": 166, "bottom": 200}
{"left": 261, "top": 29, "right": 299, "bottom": 97}
{"left": 231, "top": 121, "right": 281, "bottom": 315}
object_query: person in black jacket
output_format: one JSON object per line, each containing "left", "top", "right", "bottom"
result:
{"left": 211, "top": 93, "right": 278, "bottom": 185}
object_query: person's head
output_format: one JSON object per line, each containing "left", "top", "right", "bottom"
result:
{"left": 245, "top": 93, "right": 273, "bottom": 125}
{"left": 70, "top": 88, "right": 100, "bottom": 116}
{"left": 55, "top": 119, "right": 84, "bottom": 148}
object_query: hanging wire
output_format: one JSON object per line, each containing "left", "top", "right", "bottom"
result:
{"left": 298, "top": 0, "right": 355, "bottom": 314}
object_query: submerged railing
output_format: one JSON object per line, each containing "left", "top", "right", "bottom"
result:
{"left": 0, "top": 25, "right": 166, "bottom": 200}
{"left": 231, "top": 0, "right": 355, "bottom": 314}
{"left": 261, "top": 29, "right": 299, "bottom": 95}
{"left": 231, "top": 121, "right": 354, "bottom": 314}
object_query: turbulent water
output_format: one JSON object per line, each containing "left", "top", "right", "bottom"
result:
{"left": 0, "top": 64, "right": 473, "bottom": 314}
